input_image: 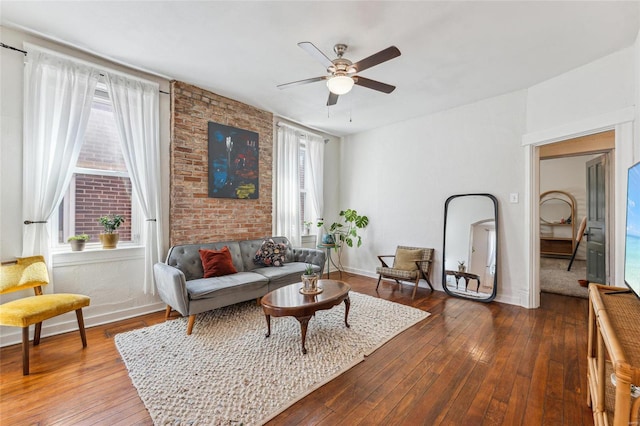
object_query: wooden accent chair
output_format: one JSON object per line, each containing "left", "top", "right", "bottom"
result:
{"left": 567, "top": 216, "right": 587, "bottom": 271}
{"left": 0, "top": 256, "right": 90, "bottom": 375}
{"left": 376, "top": 246, "right": 434, "bottom": 299}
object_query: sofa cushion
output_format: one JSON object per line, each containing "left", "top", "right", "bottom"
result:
{"left": 253, "top": 262, "right": 321, "bottom": 292}
{"left": 199, "top": 247, "right": 237, "bottom": 278}
{"left": 186, "top": 272, "right": 269, "bottom": 300}
{"left": 254, "top": 239, "right": 287, "bottom": 267}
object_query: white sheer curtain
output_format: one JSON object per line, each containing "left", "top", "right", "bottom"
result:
{"left": 275, "top": 126, "right": 301, "bottom": 246}
{"left": 305, "top": 134, "right": 324, "bottom": 228}
{"left": 22, "top": 44, "right": 101, "bottom": 261}
{"left": 105, "top": 72, "right": 163, "bottom": 294}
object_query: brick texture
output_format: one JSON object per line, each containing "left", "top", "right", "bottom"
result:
{"left": 170, "top": 81, "right": 273, "bottom": 246}
{"left": 74, "top": 174, "right": 132, "bottom": 241}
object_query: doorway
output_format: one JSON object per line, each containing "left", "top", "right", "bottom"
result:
{"left": 537, "top": 131, "right": 614, "bottom": 299}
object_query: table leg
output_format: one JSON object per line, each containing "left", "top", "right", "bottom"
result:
{"left": 264, "top": 314, "right": 271, "bottom": 338}
{"left": 296, "top": 315, "right": 312, "bottom": 354}
{"left": 326, "top": 247, "right": 331, "bottom": 278}
{"left": 344, "top": 296, "right": 351, "bottom": 328}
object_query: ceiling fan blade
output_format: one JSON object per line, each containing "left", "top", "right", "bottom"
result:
{"left": 298, "top": 42, "right": 334, "bottom": 69}
{"left": 327, "top": 92, "right": 339, "bottom": 106}
{"left": 352, "top": 46, "right": 401, "bottom": 73}
{"left": 354, "top": 76, "right": 396, "bottom": 94}
{"left": 277, "top": 76, "right": 326, "bottom": 90}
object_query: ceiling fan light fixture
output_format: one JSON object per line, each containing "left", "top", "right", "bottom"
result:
{"left": 326, "top": 75, "right": 354, "bottom": 95}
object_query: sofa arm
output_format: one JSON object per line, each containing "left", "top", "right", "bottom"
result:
{"left": 291, "top": 248, "right": 326, "bottom": 275}
{"left": 153, "top": 263, "right": 190, "bottom": 316}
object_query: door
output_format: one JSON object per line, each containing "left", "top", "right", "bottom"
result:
{"left": 586, "top": 155, "right": 607, "bottom": 283}
{"left": 469, "top": 220, "right": 496, "bottom": 292}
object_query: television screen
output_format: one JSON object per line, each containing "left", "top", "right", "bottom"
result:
{"left": 624, "top": 160, "right": 640, "bottom": 299}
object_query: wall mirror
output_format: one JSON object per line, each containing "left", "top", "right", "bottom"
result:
{"left": 442, "top": 194, "right": 498, "bottom": 302}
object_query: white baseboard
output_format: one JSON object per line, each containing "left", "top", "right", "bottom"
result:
{"left": 0, "top": 302, "right": 166, "bottom": 347}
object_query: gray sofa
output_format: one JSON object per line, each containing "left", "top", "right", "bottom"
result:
{"left": 153, "top": 236, "right": 325, "bottom": 334}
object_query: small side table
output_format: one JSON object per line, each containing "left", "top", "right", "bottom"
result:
{"left": 445, "top": 270, "right": 481, "bottom": 292}
{"left": 317, "top": 243, "right": 342, "bottom": 279}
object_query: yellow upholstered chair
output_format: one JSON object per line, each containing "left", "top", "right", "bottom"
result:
{"left": 0, "top": 255, "right": 90, "bottom": 375}
{"left": 376, "top": 246, "right": 434, "bottom": 299}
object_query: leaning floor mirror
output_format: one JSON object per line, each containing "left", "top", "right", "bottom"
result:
{"left": 442, "top": 194, "right": 498, "bottom": 302}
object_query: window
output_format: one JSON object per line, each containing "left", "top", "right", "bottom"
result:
{"left": 299, "top": 140, "right": 308, "bottom": 234}
{"left": 55, "top": 83, "right": 138, "bottom": 246}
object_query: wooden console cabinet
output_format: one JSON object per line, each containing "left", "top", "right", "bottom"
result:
{"left": 587, "top": 284, "right": 640, "bottom": 425}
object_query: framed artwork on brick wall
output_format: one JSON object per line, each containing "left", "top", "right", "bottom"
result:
{"left": 208, "top": 122, "right": 259, "bottom": 199}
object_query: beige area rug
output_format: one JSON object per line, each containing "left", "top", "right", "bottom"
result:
{"left": 115, "top": 291, "right": 430, "bottom": 425}
{"left": 540, "top": 257, "right": 588, "bottom": 298}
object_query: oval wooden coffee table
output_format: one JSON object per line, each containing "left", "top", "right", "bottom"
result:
{"left": 261, "top": 279, "right": 351, "bottom": 354}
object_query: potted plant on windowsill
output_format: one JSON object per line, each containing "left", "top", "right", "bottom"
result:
{"left": 67, "top": 234, "right": 90, "bottom": 252}
{"left": 98, "top": 214, "right": 125, "bottom": 249}
{"left": 303, "top": 221, "right": 313, "bottom": 236}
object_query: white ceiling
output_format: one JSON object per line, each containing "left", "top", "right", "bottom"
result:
{"left": 2, "top": 1, "right": 639, "bottom": 136}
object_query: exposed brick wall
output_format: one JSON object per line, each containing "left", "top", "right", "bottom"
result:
{"left": 170, "top": 81, "right": 273, "bottom": 246}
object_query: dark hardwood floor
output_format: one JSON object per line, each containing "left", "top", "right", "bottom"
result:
{"left": 0, "top": 273, "right": 593, "bottom": 425}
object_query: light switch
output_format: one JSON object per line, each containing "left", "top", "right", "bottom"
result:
{"left": 509, "top": 193, "right": 519, "bottom": 203}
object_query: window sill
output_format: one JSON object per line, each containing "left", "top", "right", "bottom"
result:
{"left": 52, "top": 244, "right": 145, "bottom": 267}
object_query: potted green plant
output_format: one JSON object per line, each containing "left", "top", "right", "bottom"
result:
{"left": 303, "top": 221, "right": 313, "bottom": 236}
{"left": 301, "top": 263, "right": 319, "bottom": 294}
{"left": 318, "top": 209, "right": 369, "bottom": 247}
{"left": 98, "top": 214, "right": 125, "bottom": 249}
{"left": 317, "top": 209, "right": 369, "bottom": 268}
{"left": 67, "top": 234, "right": 90, "bottom": 252}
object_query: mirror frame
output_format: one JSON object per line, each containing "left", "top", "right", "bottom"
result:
{"left": 442, "top": 193, "right": 499, "bottom": 302}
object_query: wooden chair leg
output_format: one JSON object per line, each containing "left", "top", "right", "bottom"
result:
{"left": 425, "top": 277, "right": 434, "bottom": 291}
{"left": 34, "top": 322, "right": 42, "bottom": 346}
{"left": 22, "top": 327, "right": 30, "bottom": 376}
{"left": 420, "top": 271, "right": 434, "bottom": 291}
{"left": 187, "top": 315, "right": 196, "bottom": 335}
{"left": 376, "top": 275, "right": 383, "bottom": 290}
{"left": 394, "top": 279, "right": 403, "bottom": 292}
{"left": 75, "top": 309, "right": 87, "bottom": 347}
{"left": 165, "top": 305, "right": 172, "bottom": 320}
{"left": 412, "top": 277, "right": 420, "bottom": 299}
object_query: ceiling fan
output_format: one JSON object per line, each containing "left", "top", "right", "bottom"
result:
{"left": 277, "top": 42, "right": 401, "bottom": 106}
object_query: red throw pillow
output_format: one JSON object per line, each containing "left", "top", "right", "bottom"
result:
{"left": 199, "top": 247, "right": 238, "bottom": 278}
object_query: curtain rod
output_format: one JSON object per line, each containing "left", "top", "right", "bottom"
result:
{"left": 1, "top": 42, "right": 26, "bottom": 55}
{"left": 276, "top": 121, "right": 330, "bottom": 143}
{"left": 1, "top": 42, "right": 170, "bottom": 95}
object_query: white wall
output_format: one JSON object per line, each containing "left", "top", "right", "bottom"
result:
{"left": 340, "top": 91, "right": 528, "bottom": 306}
{"left": 337, "top": 36, "right": 639, "bottom": 308}
{"left": 0, "top": 26, "right": 171, "bottom": 346}
{"left": 525, "top": 47, "right": 635, "bottom": 135}
{"left": 525, "top": 38, "right": 639, "bottom": 298}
